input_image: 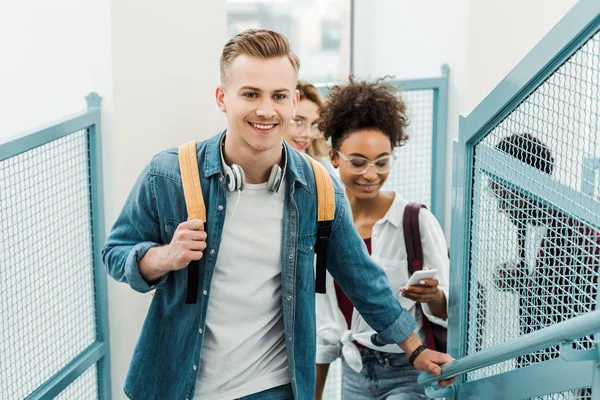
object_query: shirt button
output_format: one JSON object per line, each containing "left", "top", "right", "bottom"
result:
{"left": 193, "top": 365, "right": 197, "bottom": 370}
{"left": 288, "top": 254, "right": 294, "bottom": 259}
{"left": 287, "top": 296, "right": 292, "bottom": 301}
{"left": 291, "top": 211, "right": 295, "bottom": 217}
{"left": 210, "top": 249, "right": 215, "bottom": 255}
{"left": 288, "top": 336, "right": 292, "bottom": 342}
{"left": 218, "top": 205, "right": 223, "bottom": 211}
{"left": 309, "top": 246, "right": 313, "bottom": 251}
{"left": 203, "top": 290, "right": 208, "bottom": 295}
{"left": 219, "top": 177, "right": 223, "bottom": 182}
{"left": 199, "top": 329, "right": 203, "bottom": 334}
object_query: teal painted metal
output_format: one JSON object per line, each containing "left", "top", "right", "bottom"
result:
{"left": 314, "top": 69, "right": 450, "bottom": 224}
{"left": 448, "top": 116, "right": 474, "bottom": 365}
{"left": 460, "top": 0, "right": 600, "bottom": 145}
{"left": 430, "top": 65, "right": 449, "bottom": 227}
{"left": 478, "top": 146, "right": 600, "bottom": 229}
{"left": 26, "top": 342, "right": 108, "bottom": 400}
{"left": 0, "top": 110, "right": 100, "bottom": 161}
{"left": 456, "top": 358, "right": 594, "bottom": 399}
{"left": 447, "top": 0, "right": 600, "bottom": 398}
{"left": 86, "top": 93, "right": 112, "bottom": 400}
{"left": 582, "top": 157, "right": 600, "bottom": 197}
{"left": 419, "top": 308, "right": 600, "bottom": 387}
{"left": 1, "top": 93, "right": 111, "bottom": 399}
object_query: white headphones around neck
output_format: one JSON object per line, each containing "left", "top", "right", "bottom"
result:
{"left": 220, "top": 136, "right": 287, "bottom": 194}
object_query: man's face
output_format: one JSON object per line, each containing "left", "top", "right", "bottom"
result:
{"left": 216, "top": 55, "right": 299, "bottom": 154}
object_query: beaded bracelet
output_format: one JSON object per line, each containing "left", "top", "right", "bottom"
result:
{"left": 408, "top": 344, "right": 428, "bottom": 366}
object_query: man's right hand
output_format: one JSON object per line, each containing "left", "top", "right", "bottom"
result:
{"left": 163, "top": 219, "right": 207, "bottom": 271}
{"left": 139, "top": 219, "right": 207, "bottom": 283}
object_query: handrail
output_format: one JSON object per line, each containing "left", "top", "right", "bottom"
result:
{"left": 0, "top": 92, "right": 101, "bottom": 161}
{"left": 418, "top": 309, "right": 600, "bottom": 386}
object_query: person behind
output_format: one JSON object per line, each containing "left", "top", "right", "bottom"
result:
{"left": 102, "top": 29, "right": 455, "bottom": 400}
{"left": 284, "top": 80, "right": 325, "bottom": 155}
{"left": 314, "top": 77, "right": 450, "bottom": 400}
{"left": 491, "top": 133, "right": 599, "bottom": 376}
{"left": 284, "top": 80, "right": 337, "bottom": 178}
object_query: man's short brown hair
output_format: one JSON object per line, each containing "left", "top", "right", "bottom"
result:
{"left": 220, "top": 29, "right": 300, "bottom": 85}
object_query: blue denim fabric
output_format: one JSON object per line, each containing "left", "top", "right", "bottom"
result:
{"left": 236, "top": 384, "right": 294, "bottom": 400}
{"left": 102, "top": 131, "right": 416, "bottom": 400}
{"left": 342, "top": 348, "right": 428, "bottom": 400}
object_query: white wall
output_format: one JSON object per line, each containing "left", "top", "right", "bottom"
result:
{"left": 0, "top": 0, "right": 112, "bottom": 138}
{"left": 353, "top": 0, "right": 470, "bottom": 235}
{"left": 1, "top": 1, "right": 227, "bottom": 398}
{"left": 352, "top": 0, "right": 578, "bottom": 237}
{"left": 106, "top": 1, "right": 227, "bottom": 398}
{"left": 467, "top": 0, "right": 578, "bottom": 111}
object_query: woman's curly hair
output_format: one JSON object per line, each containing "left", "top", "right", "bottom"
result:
{"left": 319, "top": 76, "right": 409, "bottom": 150}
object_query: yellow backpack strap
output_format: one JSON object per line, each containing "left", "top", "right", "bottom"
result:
{"left": 304, "top": 154, "right": 335, "bottom": 293}
{"left": 178, "top": 141, "right": 205, "bottom": 304}
{"left": 178, "top": 141, "right": 206, "bottom": 222}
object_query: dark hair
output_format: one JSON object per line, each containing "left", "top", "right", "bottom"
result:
{"left": 496, "top": 133, "right": 554, "bottom": 175}
{"left": 319, "top": 76, "right": 408, "bottom": 150}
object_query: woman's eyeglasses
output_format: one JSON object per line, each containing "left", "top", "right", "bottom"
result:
{"left": 334, "top": 149, "right": 395, "bottom": 175}
{"left": 290, "top": 119, "right": 322, "bottom": 138}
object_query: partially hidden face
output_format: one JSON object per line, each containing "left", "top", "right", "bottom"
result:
{"left": 284, "top": 99, "right": 320, "bottom": 153}
{"left": 489, "top": 180, "right": 546, "bottom": 225}
{"left": 217, "top": 55, "right": 299, "bottom": 153}
{"left": 331, "top": 129, "right": 395, "bottom": 199}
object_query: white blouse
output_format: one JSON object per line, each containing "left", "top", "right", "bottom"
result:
{"left": 315, "top": 193, "right": 450, "bottom": 372}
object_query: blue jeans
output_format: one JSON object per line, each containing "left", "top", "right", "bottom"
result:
{"left": 236, "top": 384, "right": 294, "bottom": 400}
{"left": 342, "top": 347, "right": 428, "bottom": 399}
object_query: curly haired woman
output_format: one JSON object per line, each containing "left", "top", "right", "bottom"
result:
{"left": 314, "top": 77, "right": 450, "bottom": 400}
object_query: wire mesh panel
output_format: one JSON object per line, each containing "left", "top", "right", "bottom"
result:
{"left": 464, "top": 29, "right": 600, "bottom": 398}
{"left": 383, "top": 89, "right": 435, "bottom": 208}
{"left": 0, "top": 131, "right": 99, "bottom": 399}
{"left": 55, "top": 364, "right": 99, "bottom": 400}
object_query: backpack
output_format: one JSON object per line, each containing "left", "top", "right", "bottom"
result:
{"left": 403, "top": 203, "right": 488, "bottom": 353}
{"left": 402, "top": 203, "right": 448, "bottom": 352}
{"left": 178, "top": 141, "right": 335, "bottom": 304}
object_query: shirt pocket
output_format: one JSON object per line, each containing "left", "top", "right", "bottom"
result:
{"left": 296, "top": 233, "right": 317, "bottom": 292}
{"left": 373, "top": 257, "right": 416, "bottom": 311}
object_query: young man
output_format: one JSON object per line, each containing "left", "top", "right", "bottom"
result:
{"left": 102, "top": 29, "right": 455, "bottom": 400}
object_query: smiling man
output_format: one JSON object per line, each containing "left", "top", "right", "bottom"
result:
{"left": 102, "top": 29, "right": 456, "bottom": 400}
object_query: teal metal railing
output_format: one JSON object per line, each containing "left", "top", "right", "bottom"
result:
{"left": 442, "top": 0, "right": 600, "bottom": 398}
{"left": 0, "top": 93, "right": 111, "bottom": 399}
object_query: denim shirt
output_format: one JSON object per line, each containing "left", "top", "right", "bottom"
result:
{"left": 102, "top": 131, "right": 417, "bottom": 400}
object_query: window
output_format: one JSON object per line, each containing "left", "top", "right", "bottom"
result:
{"left": 227, "top": 0, "right": 352, "bottom": 83}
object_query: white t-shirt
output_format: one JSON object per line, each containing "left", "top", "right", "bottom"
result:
{"left": 194, "top": 181, "right": 289, "bottom": 400}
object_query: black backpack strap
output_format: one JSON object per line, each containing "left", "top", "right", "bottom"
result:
{"left": 315, "top": 220, "right": 332, "bottom": 294}
{"left": 303, "top": 154, "right": 335, "bottom": 294}
{"left": 402, "top": 202, "right": 437, "bottom": 350}
{"left": 403, "top": 203, "right": 426, "bottom": 274}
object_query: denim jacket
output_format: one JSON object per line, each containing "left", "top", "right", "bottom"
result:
{"left": 102, "top": 131, "right": 417, "bottom": 400}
